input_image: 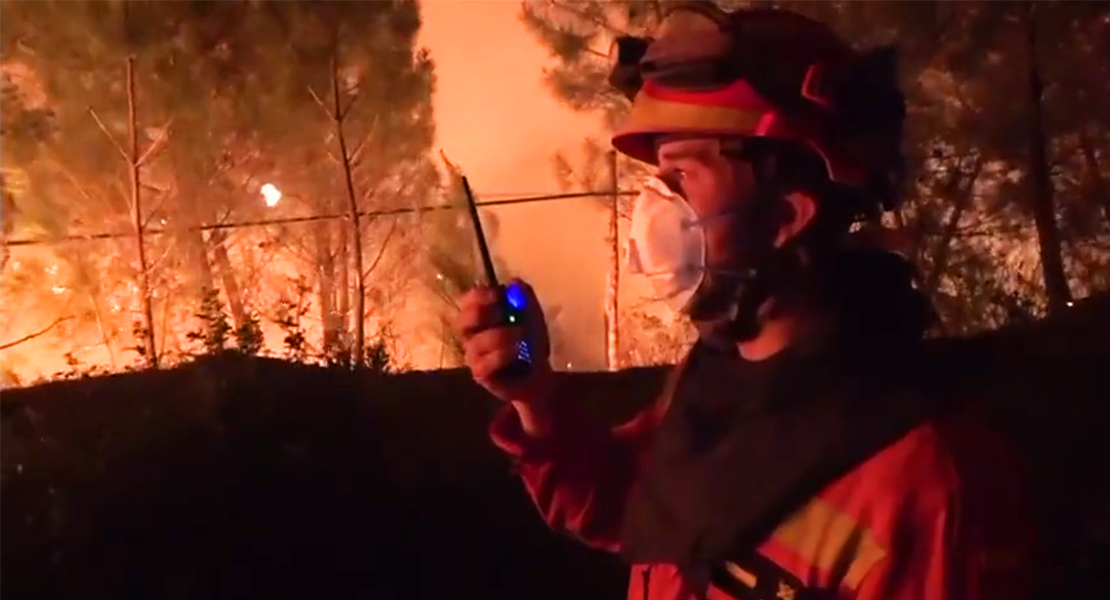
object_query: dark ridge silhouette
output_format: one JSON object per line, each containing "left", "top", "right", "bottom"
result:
{"left": 1, "top": 292, "right": 1108, "bottom": 599}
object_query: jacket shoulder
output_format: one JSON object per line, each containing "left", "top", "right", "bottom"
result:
{"left": 837, "top": 411, "right": 1017, "bottom": 501}
{"left": 823, "top": 409, "right": 1027, "bottom": 544}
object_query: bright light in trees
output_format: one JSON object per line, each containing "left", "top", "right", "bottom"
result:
{"left": 261, "top": 183, "right": 282, "bottom": 207}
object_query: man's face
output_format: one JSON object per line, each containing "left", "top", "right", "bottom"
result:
{"left": 654, "top": 135, "right": 821, "bottom": 328}
{"left": 654, "top": 136, "right": 763, "bottom": 271}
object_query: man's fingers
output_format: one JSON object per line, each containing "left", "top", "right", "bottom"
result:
{"left": 457, "top": 286, "right": 505, "bottom": 337}
{"left": 457, "top": 279, "right": 552, "bottom": 401}
{"left": 469, "top": 344, "right": 524, "bottom": 382}
{"left": 460, "top": 286, "right": 500, "bottom": 306}
{"left": 464, "top": 327, "right": 523, "bottom": 363}
{"left": 464, "top": 327, "right": 524, "bottom": 381}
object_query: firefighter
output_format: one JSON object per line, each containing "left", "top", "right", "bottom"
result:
{"left": 458, "top": 3, "right": 1033, "bottom": 599}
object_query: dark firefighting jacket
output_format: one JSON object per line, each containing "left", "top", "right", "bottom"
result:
{"left": 490, "top": 340, "right": 1033, "bottom": 600}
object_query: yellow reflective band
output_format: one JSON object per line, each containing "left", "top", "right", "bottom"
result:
{"left": 769, "top": 498, "right": 888, "bottom": 591}
{"left": 723, "top": 561, "right": 758, "bottom": 588}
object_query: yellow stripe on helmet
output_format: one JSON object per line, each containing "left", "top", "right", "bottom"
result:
{"left": 612, "top": 91, "right": 765, "bottom": 165}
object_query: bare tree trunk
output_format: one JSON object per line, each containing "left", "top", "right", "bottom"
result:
{"left": 336, "top": 220, "right": 350, "bottom": 347}
{"left": 328, "top": 53, "right": 365, "bottom": 367}
{"left": 86, "top": 289, "right": 117, "bottom": 367}
{"left": 126, "top": 57, "right": 158, "bottom": 367}
{"left": 184, "top": 229, "right": 215, "bottom": 300}
{"left": 166, "top": 155, "right": 220, "bottom": 312}
{"left": 1077, "top": 130, "right": 1110, "bottom": 229}
{"left": 605, "top": 150, "right": 620, "bottom": 371}
{"left": 207, "top": 228, "right": 247, "bottom": 329}
{"left": 924, "top": 158, "right": 983, "bottom": 298}
{"left": 0, "top": 179, "right": 13, "bottom": 272}
{"left": 314, "top": 220, "right": 339, "bottom": 358}
{"left": 1025, "top": 3, "right": 1073, "bottom": 312}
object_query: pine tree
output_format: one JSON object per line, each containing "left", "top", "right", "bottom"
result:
{"left": 0, "top": 0, "right": 439, "bottom": 372}
{"left": 421, "top": 155, "right": 514, "bottom": 368}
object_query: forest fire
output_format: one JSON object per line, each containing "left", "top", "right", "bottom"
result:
{"left": 0, "top": 0, "right": 1107, "bottom": 387}
{"left": 0, "top": 3, "right": 1108, "bottom": 600}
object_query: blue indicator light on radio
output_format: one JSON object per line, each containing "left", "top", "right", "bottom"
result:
{"left": 505, "top": 283, "right": 526, "bottom": 310}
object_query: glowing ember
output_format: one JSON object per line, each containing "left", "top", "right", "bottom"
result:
{"left": 260, "top": 183, "right": 282, "bottom": 207}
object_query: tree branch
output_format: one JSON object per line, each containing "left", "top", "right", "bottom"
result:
{"left": 308, "top": 85, "right": 334, "bottom": 120}
{"left": 362, "top": 219, "right": 398, "bottom": 280}
{"left": 338, "top": 87, "right": 361, "bottom": 121}
{"left": 325, "top": 146, "right": 343, "bottom": 165}
{"left": 204, "top": 149, "right": 258, "bottom": 189}
{"left": 44, "top": 152, "right": 98, "bottom": 206}
{"left": 0, "top": 316, "right": 74, "bottom": 351}
{"left": 136, "top": 117, "right": 174, "bottom": 167}
{"left": 551, "top": 1, "right": 627, "bottom": 36}
{"left": 88, "top": 107, "right": 129, "bottom": 161}
{"left": 143, "top": 179, "right": 176, "bottom": 229}
{"left": 348, "top": 114, "right": 380, "bottom": 166}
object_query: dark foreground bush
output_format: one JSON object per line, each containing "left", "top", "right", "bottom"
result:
{"left": 2, "top": 293, "right": 1109, "bottom": 599}
{"left": 0, "top": 354, "right": 663, "bottom": 600}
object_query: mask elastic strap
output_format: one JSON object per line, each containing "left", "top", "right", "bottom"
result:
{"left": 637, "top": 265, "right": 754, "bottom": 280}
{"left": 718, "top": 151, "right": 783, "bottom": 341}
{"left": 706, "top": 266, "right": 758, "bottom": 281}
{"left": 685, "top": 211, "right": 733, "bottom": 230}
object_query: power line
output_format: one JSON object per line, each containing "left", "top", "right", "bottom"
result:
{"left": 3, "top": 189, "right": 638, "bottom": 248}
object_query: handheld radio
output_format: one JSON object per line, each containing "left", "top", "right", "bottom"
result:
{"left": 461, "top": 176, "right": 533, "bottom": 380}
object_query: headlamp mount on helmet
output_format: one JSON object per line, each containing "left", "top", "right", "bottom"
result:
{"left": 609, "top": 3, "right": 847, "bottom": 112}
{"left": 608, "top": 1, "right": 906, "bottom": 216}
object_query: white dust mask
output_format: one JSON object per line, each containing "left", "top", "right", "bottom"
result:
{"left": 626, "top": 176, "right": 711, "bottom": 313}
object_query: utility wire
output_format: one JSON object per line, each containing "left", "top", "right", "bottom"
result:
{"left": 3, "top": 189, "right": 637, "bottom": 248}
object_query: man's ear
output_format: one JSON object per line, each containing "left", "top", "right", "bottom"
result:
{"left": 773, "top": 191, "right": 818, "bottom": 248}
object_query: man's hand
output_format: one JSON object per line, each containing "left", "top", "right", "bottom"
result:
{"left": 457, "top": 279, "right": 554, "bottom": 406}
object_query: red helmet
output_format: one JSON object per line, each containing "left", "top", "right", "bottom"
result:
{"left": 609, "top": 2, "right": 906, "bottom": 213}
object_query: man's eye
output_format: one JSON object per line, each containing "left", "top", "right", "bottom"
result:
{"left": 658, "top": 170, "right": 685, "bottom": 193}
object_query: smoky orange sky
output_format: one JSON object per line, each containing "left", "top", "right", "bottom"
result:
{"left": 420, "top": 0, "right": 612, "bottom": 368}
{"left": 0, "top": 1, "right": 627, "bottom": 380}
